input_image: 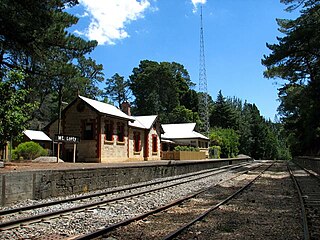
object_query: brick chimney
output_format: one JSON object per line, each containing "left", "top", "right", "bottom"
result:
{"left": 121, "top": 101, "right": 131, "bottom": 116}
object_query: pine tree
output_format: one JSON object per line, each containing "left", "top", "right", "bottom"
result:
{"left": 262, "top": 0, "right": 320, "bottom": 155}
{"left": 104, "top": 73, "right": 130, "bottom": 107}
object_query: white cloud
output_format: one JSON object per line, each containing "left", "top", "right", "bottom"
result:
{"left": 75, "top": 11, "right": 89, "bottom": 18}
{"left": 191, "top": 0, "right": 206, "bottom": 13}
{"left": 77, "top": 0, "right": 152, "bottom": 45}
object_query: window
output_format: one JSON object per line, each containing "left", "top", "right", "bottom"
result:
{"left": 105, "top": 120, "right": 114, "bottom": 141}
{"left": 134, "top": 132, "right": 141, "bottom": 152}
{"left": 83, "top": 122, "right": 94, "bottom": 140}
{"left": 152, "top": 134, "right": 158, "bottom": 153}
{"left": 117, "top": 122, "right": 125, "bottom": 142}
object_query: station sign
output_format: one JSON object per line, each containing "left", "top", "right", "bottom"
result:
{"left": 54, "top": 134, "right": 80, "bottom": 143}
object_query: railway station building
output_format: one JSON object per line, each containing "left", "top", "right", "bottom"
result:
{"left": 46, "top": 96, "right": 162, "bottom": 163}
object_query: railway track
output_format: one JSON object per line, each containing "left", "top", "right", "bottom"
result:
{"left": 70, "top": 162, "right": 273, "bottom": 240}
{"left": 0, "top": 161, "right": 260, "bottom": 239}
{"left": 288, "top": 162, "right": 320, "bottom": 240}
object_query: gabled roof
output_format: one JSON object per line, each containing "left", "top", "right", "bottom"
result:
{"left": 23, "top": 130, "right": 52, "bottom": 141}
{"left": 79, "top": 96, "right": 135, "bottom": 121}
{"left": 129, "top": 115, "right": 158, "bottom": 129}
{"left": 161, "top": 123, "right": 209, "bottom": 140}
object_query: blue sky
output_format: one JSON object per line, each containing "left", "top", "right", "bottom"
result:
{"left": 67, "top": 0, "right": 297, "bottom": 120}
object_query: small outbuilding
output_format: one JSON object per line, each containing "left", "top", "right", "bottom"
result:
{"left": 161, "top": 123, "right": 209, "bottom": 157}
{"left": 23, "top": 130, "right": 52, "bottom": 149}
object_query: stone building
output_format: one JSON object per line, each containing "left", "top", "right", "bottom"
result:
{"left": 128, "top": 115, "right": 162, "bottom": 161}
{"left": 46, "top": 96, "right": 162, "bottom": 163}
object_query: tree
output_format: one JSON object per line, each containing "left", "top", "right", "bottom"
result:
{"left": 129, "top": 60, "right": 195, "bottom": 123}
{"left": 238, "top": 102, "right": 254, "bottom": 156}
{"left": 180, "top": 89, "right": 199, "bottom": 113}
{"left": 1, "top": 0, "right": 103, "bottom": 128}
{"left": 210, "top": 128, "right": 240, "bottom": 158}
{"left": 168, "top": 106, "right": 194, "bottom": 124}
{"left": 0, "top": 71, "right": 37, "bottom": 151}
{"left": 237, "top": 103, "right": 291, "bottom": 160}
{"left": 262, "top": 0, "right": 320, "bottom": 155}
{"left": 73, "top": 56, "right": 104, "bottom": 98}
{"left": 0, "top": 0, "right": 91, "bottom": 75}
{"left": 104, "top": 73, "right": 130, "bottom": 107}
{"left": 210, "top": 91, "right": 237, "bottom": 129}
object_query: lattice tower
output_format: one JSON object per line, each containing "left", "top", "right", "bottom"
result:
{"left": 198, "top": 6, "right": 210, "bottom": 136}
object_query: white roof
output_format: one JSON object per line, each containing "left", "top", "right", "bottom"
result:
{"left": 23, "top": 130, "right": 52, "bottom": 141}
{"left": 79, "top": 96, "right": 134, "bottom": 121}
{"left": 161, "top": 139, "right": 175, "bottom": 143}
{"left": 129, "top": 115, "right": 158, "bottom": 129}
{"left": 162, "top": 123, "right": 209, "bottom": 140}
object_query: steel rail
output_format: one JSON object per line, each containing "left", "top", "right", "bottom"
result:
{"left": 292, "top": 161, "right": 320, "bottom": 181}
{"left": 0, "top": 162, "right": 256, "bottom": 230}
{"left": 0, "top": 162, "right": 252, "bottom": 215}
{"left": 0, "top": 162, "right": 251, "bottom": 216}
{"left": 162, "top": 162, "right": 273, "bottom": 240}
{"left": 287, "top": 163, "right": 310, "bottom": 240}
{"left": 72, "top": 163, "right": 270, "bottom": 240}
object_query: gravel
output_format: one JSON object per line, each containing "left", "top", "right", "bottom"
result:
{"left": 0, "top": 162, "right": 257, "bottom": 239}
{"left": 174, "top": 161, "right": 303, "bottom": 240}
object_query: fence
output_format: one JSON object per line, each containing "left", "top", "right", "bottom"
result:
{"left": 162, "top": 151, "right": 206, "bottom": 160}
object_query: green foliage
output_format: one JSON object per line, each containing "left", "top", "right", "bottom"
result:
{"left": 129, "top": 60, "right": 197, "bottom": 123}
{"left": 180, "top": 89, "right": 199, "bottom": 112}
{"left": 174, "top": 146, "right": 199, "bottom": 152}
{"left": 0, "top": 0, "right": 78, "bottom": 70}
{"left": 103, "top": 73, "right": 130, "bottom": 107}
{"left": 12, "top": 141, "right": 48, "bottom": 160}
{"left": 210, "top": 91, "right": 238, "bottom": 129}
{"left": 238, "top": 102, "right": 291, "bottom": 160}
{"left": 208, "top": 92, "right": 292, "bottom": 160}
{"left": 0, "top": 0, "right": 103, "bottom": 129}
{"left": 210, "top": 128, "right": 239, "bottom": 158}
{"left": 0, "top": 71, "right": 38, "bottom": 148}
{"left": 209, "top": 146, "right": 221, "bottom": 158}
{"left": 262, "top": 0, "right": 320, "bottom": 155}
{"left": 168, "top": 106, "right": 194, "bottom": 123}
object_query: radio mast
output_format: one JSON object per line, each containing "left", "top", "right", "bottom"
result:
{"left": 198, "top": 6, "right": 210, "bottom": 136}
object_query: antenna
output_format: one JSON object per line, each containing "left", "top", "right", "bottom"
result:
{"left": 198, "top": 5, "right": 210, "bottom": 136}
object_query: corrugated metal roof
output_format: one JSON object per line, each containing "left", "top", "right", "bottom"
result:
{"left": 79, "top": 96, "right": 135, "bottom": 121}
{"left": 23, "top": 130, "right": 52, "bottom": 141}
{"left": 161, "top": 123, "right": 209, "bottom": 140}
{"left": 129, "top": 115, "right": 158, "bottom": 129}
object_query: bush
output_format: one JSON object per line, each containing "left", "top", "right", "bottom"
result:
{"left": 210, "top": 128, "right": 240, "bottom": 158}
{"left": 12, "top": 141, "right": 48, "bottom": 160}
{"left": 210, "top": 145, "right": 221, "bottom": 158}
{"left": 174, "top": 145, "right": 200, "bottom": 152}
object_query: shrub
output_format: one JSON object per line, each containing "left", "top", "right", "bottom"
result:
{"left": 12, "top": 141, "right": 48, "bottom": 160}
{"left": 174, "top": 145, "right": 200, "bottom": 152}
{"left": 210, "top": 128, "right": 240, "bottom": 158}
{"left": 210, "top": 145, "right": 221, "bottom": 158}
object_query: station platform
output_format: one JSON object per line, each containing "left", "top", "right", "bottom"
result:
{"left": 0, "top": 157, "right": 251, "bottom": 206}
